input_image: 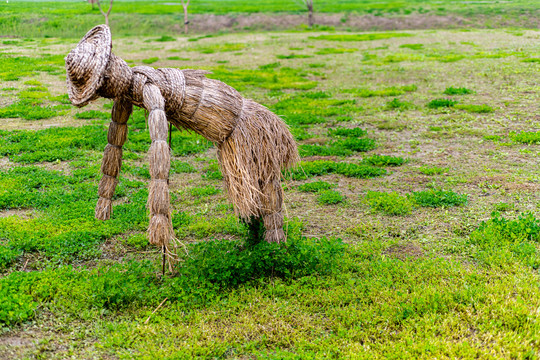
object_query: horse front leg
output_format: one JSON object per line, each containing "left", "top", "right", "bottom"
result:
{"left": 95, "top": 98, "right": 132, "bottom": 220}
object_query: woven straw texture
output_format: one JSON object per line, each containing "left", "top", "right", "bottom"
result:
{"left": 67, "top": 25, "right": 299, "bottom": 247}
{"left": 65, "top": 25, "right": 112, "bottom": 107}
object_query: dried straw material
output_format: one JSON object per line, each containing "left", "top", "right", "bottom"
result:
{"left": 263, "top": 211, "right": 285, "bottom": 243}
{"left": 148, "top": 180, "right": 170, "bottom": 215}
{"left": 149, "top": 140, "right": 170, "bottom": 179}
{"left": 188, "top": 78, "right": 242, "bottom": 143}
{"left": 100, "top": 144, "right": 122, "bottom": 177}
{"left": 97, "top": 53, "right": 133, "bottom": 99}
{"left": 65, "top": 25, "right": 112, "bottom": 107}
{"left": 95, "top": 97, "right": 132, "bottom": 221}
{"left": 95, "top": 197, "right": 113, "bottom": 220}
{"left": 143, "top": 83, "right": 165, "bottom": 111}
{"left": 148, "top": 110, "right": 168, "bottom": 141}
{"left": 131, "top": 73, "right": 147, "bottom": 106}
{"left": 98, "top": 175, "right": 118, "bottom": 199}
{"left": 148, "top": 214, "right": 172, "bottom": 246}
{"left": 217, "top": 99, "right": 298, "bottom": 220}
{"left": 67, "top": 24, "right": 299, "bottom": 249}
{"left": 157, "top": 68, "right": 186, "bottom": 113}
{"left": 141, "top": 83, "right": 173, "bottom": 249}
{"left": 175, "top": 70, "right": 207, "bottom": 120}
{"left": 111, "top": 98, "right": 133, "bottom": 124}
{"left": 107, "top": 122, "right": 128, "bottom": 146}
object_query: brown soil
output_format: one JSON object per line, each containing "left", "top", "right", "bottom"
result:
{"left": 184, "top": 13, "right": 538, "bottom": 33}
{"left": 384, "top": 243, "right": 425, "bottom": 260}
{"left": 301, "top": 156, "right": 338, "bottom": 162}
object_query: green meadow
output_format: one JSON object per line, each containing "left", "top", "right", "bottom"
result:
{"left": 1, "top": 1, "right": 540, "bottom": 358}
{"left": 1, "top": 0, "right": 539, "bottom": 37}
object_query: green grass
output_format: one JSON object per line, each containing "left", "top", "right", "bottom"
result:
{"left": 317, "top": 190, "right": 345, "bottom": 205}
{"left": 298, "top": 143, "right": 351, "bottom": 157}
{"left": 364, "top": 188, "right": 465, "bottom": 215}
{"left": 166, "top": 56, "right": 188, "bottom": 60}
{"left": 469, "top": 212, "right": 540, "bottom": 268}
{"left": 340, "top": 137, "right": 377, "bottom": 152}
{"left": 362, "top": 154, "right": 407, "bottom": 167}
{"left": 190, "top": 185, "right": 221, "bottom": 197}
{"left": 289, "top": 160, "right": 386, "bottom": 180}
{"left": 344, "top": 84, "right": 417, "bottom": 97}
{"left": 154, "top": 35, "right": 176, "bottom": 42}
{"left": 192, "top": 43, "right": 246, "bottom": 54}
{"left": 276, "top": 53, "right": 312, "bottom": 59}
{"left": 3, "top": 235, "right": 540, "bottom": 356}
{"left": 454, "top": 104, "right": 494, "bottom": 113}
{"left": 171, "top": 160, "right": 197, "bottom": 174}
{"left": 0, "top": 234, "right": 344, "bottom": 324}
{"left": 142, "top": 57, "right": 159, "bottom": 64}
{"left": 443, "top": 86, "right": 474, "bottom": 95}
{"left": 0, "top": 100, "right": 60, "bottom": 120}
{"left": 75, "top": 110, "right": 110, "bottom": 120}
{"left": 510, "top": 131, "right": 540, "bottom": 144}
{"left": 328, "top": 127, "right": 367, "bottom": 138}
{"left": 365, "top": 191, "right": 414, "bottom": 215}
{"left": 299, "top": 135, "right": 377, "bottom": 157}
{"left": 385, "top": 97, "right": 414, "bottom": 110}
{"left": 0, "top": 122, "right": 211, "bottom": 164}
{"left": 494, "top": 202, "right": 515, "bottom": 212}
{"left": 0, "top": 166, "right": 148, "bottom": 268}
{"left": 310, "top": 33, "right": 412, "bottom": 42}
{"left": 411, "top": 189, "right": 468, "bottom": 208}
{"left": 399, "top": 43, "right": 424, "bottom": 50}
{"left": 0, "top": 54, "right": 63, "bottom": 81}
{"left": 418, "top": 166, "right": 448, "bottom": 175}
{"left": 271, "top": 91, "right": 361, "bottom": 127}
{"left": 315, "top": 47, "right": 357, "bottom": 55}
{"left": 298, "top": 180, "right": 336, "bottom": 193}
{"left": 201, "top": 161, "right": 223, "bottom": 180}
{"left": 23, "top": 79, "right": 42, "bottom": 86}
{"left": 427, "top": 98, "right": 457, "bottom": 108}
{"left": 210, "top": 66, "right": 317, "bottom": 91}
{"left": 18, "top": 87, "right": 50, "bottom": 101}
{"left": 0, "top": 1, "right": 536, "bottom": 38}
{"left": 2, "top": 25, "right": 540, "bottom": 359}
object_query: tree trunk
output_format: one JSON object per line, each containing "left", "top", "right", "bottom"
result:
{"left": 183, "top": 6, "right": 189, "bottom": 34}
{"left": 307, "top": 1, "right": 314, "bottom": 28}
{"left": 96, "top": 0, "right": 113, "bottom": 27}
{"left": 181, "top": 0, "right": 190, "bottom": 34}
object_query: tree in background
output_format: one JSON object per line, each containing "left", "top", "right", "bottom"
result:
{"left": 88, "top": 0, "right": 97, "bottom": 10}
{"left": 96, "top": 0, "right": 114, "bottom": 27}
{"left": 300, "top": 0, "right": 314, "bottom": 28}
{"left": 181, "top": 0, "right": 191, "bottom": 34}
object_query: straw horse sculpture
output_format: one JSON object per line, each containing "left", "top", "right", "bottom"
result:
{"left": 65, "top": 25, "right": 298, "bottom": 252}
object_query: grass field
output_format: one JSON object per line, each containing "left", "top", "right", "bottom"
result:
{"left": 1, "top": 0, "right": 539, "bottom": 37}
{"left": 1, "top": 2, "right": 540, "bottom": 358}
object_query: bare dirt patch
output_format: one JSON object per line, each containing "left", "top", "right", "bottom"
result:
{"left": 384, "top": 243, "right": 425, "bottom": 260}
{"left": 0, "top": 334, "right": 37, "bottom": 360}
{"left": 184, "top": 13, "right": 536, "bottom": 33}
{"left": 301, "top": 155, "right": 338, "bottom": 162}
{"left": 0, "top": 209, "right": 35, "bottom": 219}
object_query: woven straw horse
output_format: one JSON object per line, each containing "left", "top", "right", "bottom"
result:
{"left": 65, "top": 25, "right": 298, "bottom": 251}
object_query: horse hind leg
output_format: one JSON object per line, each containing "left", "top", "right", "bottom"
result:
{"left": 261, "top": 180, "right": 286, "bottom": 243}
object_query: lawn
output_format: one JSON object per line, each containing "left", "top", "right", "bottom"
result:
{"left": 1, "top": 4, "right": 540, "bottom": 358}
{"left": 1, "top": 0, "right": 538, "bottom": 37}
